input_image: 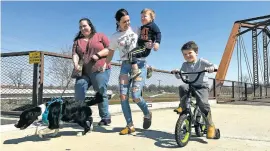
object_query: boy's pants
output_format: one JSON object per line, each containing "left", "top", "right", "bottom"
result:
{"left": 128, "top": 46, "right": 151, "bottom": 64}
{"left": 178, "top": 84, "right": 214, "bottom": 126}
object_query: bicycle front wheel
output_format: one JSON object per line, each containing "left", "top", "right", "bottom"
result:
{"left": 174, "top": 114, "right": 191, "bottom": 147}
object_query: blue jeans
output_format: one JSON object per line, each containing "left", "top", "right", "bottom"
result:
{"left": 119, "top": 60, "right": 150, "bottom": 126}
{"left": 75, "top": 69, "right": 111, "bottom": 119}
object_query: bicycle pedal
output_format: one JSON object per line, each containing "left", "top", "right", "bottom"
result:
{"left": 173, "top": 110, "right": 181, "bottom": 114}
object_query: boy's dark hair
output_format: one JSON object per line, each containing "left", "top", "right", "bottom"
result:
{"left": 181, "top": 41, "right": 198, "bottom": 53}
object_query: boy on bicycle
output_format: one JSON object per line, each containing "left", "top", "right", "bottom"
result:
{"left": 171, "top": 41, "right": 218, "bottom": 139}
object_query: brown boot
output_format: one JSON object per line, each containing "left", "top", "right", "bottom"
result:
{"left": 206, "top": 111, "right": 216, "bottom": 139}
{"left": 207, "top": 125, "right": 216, "bottom": 139}
{"left": 119, "top": 126, "right": 136, "bottom": 135}
{"left": 173, "top": 107, "right": 183, "bottom": 114}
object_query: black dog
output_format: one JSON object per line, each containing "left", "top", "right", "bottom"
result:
{"left": 14, "top": 92, "right": 103, "bottom": 137}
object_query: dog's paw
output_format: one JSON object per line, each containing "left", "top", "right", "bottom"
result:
{"left": 38, "top": 133, "right": 44, "bottom": 138}
{"left": 86, "top": 121, "right": 90, "bottom": 127}
{"left": 77, "top": 132, "right": 83, "bottom": 136}
{"left": 49, "top": 133, "right": 58, "bottom": 137}
{"left": 49, "top": 129, "right": 59, "bottom": 137}
{"left": 38, "top": 129, "right": 46, "bottom": 138}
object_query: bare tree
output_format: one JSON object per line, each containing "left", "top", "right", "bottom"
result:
{"left": 241, "top": 75, "right": 250, "bottom": 83}
{"left": 235, "top": 74, "right": 250, "bottom": 88}
{"left": 48, "top": 45, "right": 74, "bottom": 88}
{"left": 7, "top": 69, "right": 23, "bottom": 88}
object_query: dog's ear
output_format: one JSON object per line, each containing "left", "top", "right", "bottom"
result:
{"left": 48, "top": 102, "right": 61, "bottom": 130}
{"left": 32, "top": 107, "right": 42, "bottom": 118}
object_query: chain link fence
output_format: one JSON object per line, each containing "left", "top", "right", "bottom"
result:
{"left": 1, "top": 51, "right": 270, "bottom": 114}
{"left": 1, "top": 52, "right": 34, "bottom": 112}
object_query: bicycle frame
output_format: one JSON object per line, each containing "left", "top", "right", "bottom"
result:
{"left": 182, "top": 85, "right": 208, "bottom": 127}
{"left": 174, "top": 69, "right": 217, "bottom": 126}
{"left": 173, "top": 69, "right": 220, "bottom": 147}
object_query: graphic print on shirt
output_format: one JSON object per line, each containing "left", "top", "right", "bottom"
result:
{"left": 140, "top": 27, "right": 149, "bottom": 41}
{"left": 118, "top": 33, "right": 137, "bottom": 59}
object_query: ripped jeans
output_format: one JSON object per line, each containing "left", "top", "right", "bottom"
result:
{"left": 119, "top": 60, "right": 150, "bottom": 126}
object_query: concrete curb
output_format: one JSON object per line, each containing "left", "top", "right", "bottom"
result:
{"left": 91, "top": 99, "right": 217, "bottom": 117}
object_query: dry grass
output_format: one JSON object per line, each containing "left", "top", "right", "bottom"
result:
{"left": 109, "top": 97, "right": 179, "bottom": 105}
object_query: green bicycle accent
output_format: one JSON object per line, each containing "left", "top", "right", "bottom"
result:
{"left": 202, "top": 125, "right": 206, "bottom": 131}
{"left": 181, "top": 119, "right": 190, "bottom": 143}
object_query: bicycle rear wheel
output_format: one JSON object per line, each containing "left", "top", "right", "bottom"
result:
{"left": 175, "top": 114, "right": 191, "bottom": 147}
{"left": 194, "top": 114, "right": 207, "bottom": 137}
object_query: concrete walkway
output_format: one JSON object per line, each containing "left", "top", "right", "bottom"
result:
{"left": 1, "top": 102, "right": 270, "bottom": 151}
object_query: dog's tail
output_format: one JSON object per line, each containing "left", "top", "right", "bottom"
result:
{"left": 85, "top": 92, "right": 104, "bottom": 106}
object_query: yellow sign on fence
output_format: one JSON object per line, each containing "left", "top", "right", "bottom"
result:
{"left": 29, "top": 52, "right": 41, "bottom": 64}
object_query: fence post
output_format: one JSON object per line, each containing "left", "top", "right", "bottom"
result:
{"left": 38, "top": 52, "right": 44, "bottom": 105}
{"left": 32, "top": 63, "right": 38, "bottom": 106}
{"left": 253, "top": 84, "right": 256, "bottom": 98}
{"left": 232, "top": 81, "right": 235, "bottom": 99}
{"left": 244, "top": 83, "right": 247, "bottom": 100}
{"left": 266, "top": 86, "right": 268, "bottom": 97}
{"left": 213, "top": 79, "right": 216, "bottom": 98}
{"left": 260, "top": 85, "right": 262, "bottom": 98}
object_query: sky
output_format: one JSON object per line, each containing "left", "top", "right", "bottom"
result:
{"left": 1, "top": 1, "right": 270, "bottom": 85}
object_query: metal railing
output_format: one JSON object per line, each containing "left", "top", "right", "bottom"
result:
{"left": 1, "top": 51, "right": 270, "bottom": 114}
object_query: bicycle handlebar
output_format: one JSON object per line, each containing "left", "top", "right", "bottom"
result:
{"left": 171, "top": 69, "right": 218, "bottom": 84}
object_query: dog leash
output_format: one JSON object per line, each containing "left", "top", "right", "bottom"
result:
{"left": 60, "top": 76, "right": 73, "bottom": 98}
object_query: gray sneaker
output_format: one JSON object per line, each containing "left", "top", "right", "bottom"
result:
{"left": 147, "top": 67, "right": 153, "bottom": 79}
{"left": 130, "top": 69, "right": 141, "bottom": 79}
{"left": 143, "top": 112, "right": 152, "bottom": 129}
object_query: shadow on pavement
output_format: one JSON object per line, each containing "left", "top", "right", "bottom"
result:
{"left": 3, "top": 127, "right": 88, "bottom": 144}
{"left": 3, "top": 135, "right": 50, "bottom": 144}
{"left": 3, "top": 123, "right": 208, "bottom": 147}
{"left": 93, "top": 126, "right": 208, "bottom": 148}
